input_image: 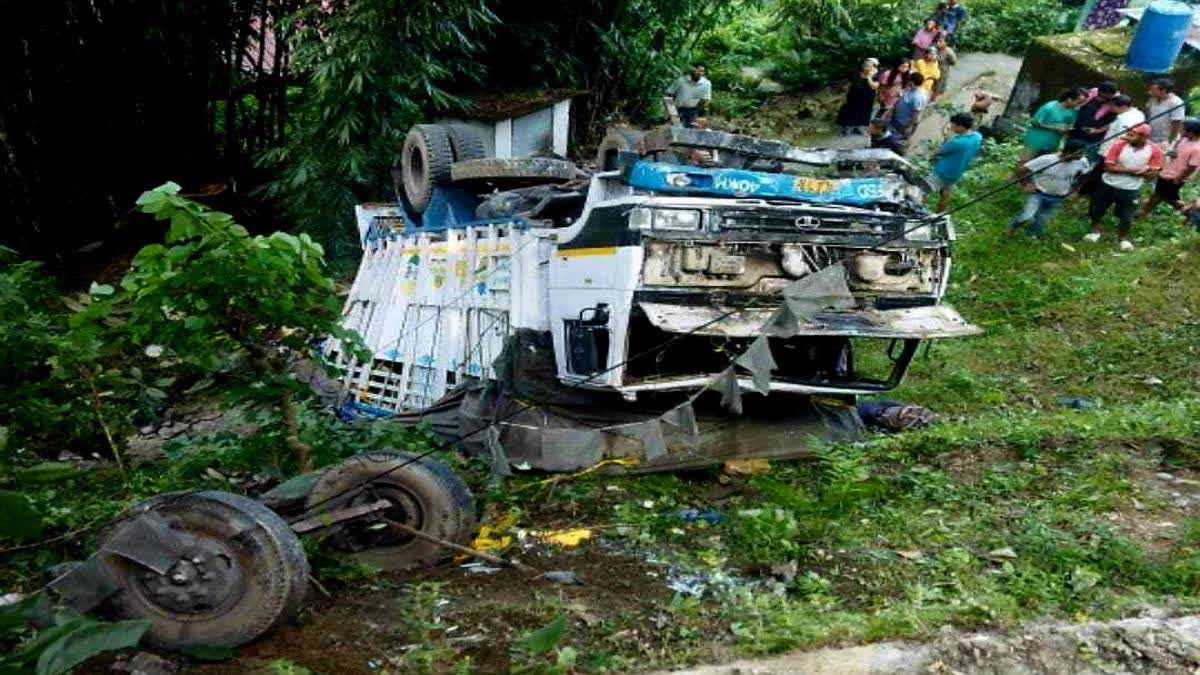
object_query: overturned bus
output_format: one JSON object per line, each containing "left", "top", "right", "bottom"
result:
{"left": 324, "top": 122, "right": 980, "bottom": 472}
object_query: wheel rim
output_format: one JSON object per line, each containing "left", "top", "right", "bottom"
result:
{"left": 130, "top": 536, "right": 247, "bottom": 618}
{"left": 328, "top": 482, "right": 426, "bottom": 552}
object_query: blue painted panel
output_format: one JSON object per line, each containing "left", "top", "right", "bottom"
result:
{"left": 625, "top": 161, "right": 891, "bottom": 206}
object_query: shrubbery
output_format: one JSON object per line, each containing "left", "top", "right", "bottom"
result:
{"left": 696, "top": 0, "right": 1079, "bottom": 114}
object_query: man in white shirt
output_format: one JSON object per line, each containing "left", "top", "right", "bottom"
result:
{"left": 1008, "top": 139, "right": 1091, "bottom": 237}
{"left": 665, "top": 64, "right": 712, "bottom": 128}
{"left": 1146, "top": 78, "right": 1186, "bottom": 146}
{"left": 1086, "top": 124, "right": 1164, "bottom": 251}
{"left": 1099, "top": 95, "right": 1145, "bottom": 155}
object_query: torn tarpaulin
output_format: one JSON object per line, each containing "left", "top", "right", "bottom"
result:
{"left": 661, "top": 400, "right": 700, "bottom": 438}
{"left": 764, "top": 263, "right": 856, "bottom": 338}
{"left": 715, "top": 368, "right": 743, "bottom": 414}
{"left": 735, "top": 336, "right": 777, "bottom": 395}
{"left": 540, "top": 427, "right": 604, "bottom": 471}
{"left": 604, "top": 420, "right": 668, "bottom": 460}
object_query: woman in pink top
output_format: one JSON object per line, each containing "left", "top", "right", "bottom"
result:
{"left": 1139, "top": 118, "right": 1200, "bottom": 216}
{"left": 876, "top": 59, "right": 912, "bottom": 112}
{"left": 912, "top": 19, "right": 943, "bottom": 57}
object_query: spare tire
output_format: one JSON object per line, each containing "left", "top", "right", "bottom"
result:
{"left": 450, "top": 157, "right": 575, "bottom": 188}
{"left": 99, "top": 491, "right": 309, "bottom": 650}
{"left": 445, "top": 124, "right": 487, "bottom": 161}
{"left": 402, "top": 124, "right": 454, "bottom": 212}
{"left": 306, "top": 451, "right": 476, "bottom": 571}
{"left": 596, "top": 127, "right": 645, "bottom": 171}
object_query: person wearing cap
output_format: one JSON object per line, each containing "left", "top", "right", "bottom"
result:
{"left": 912, "top": 47, "right": 941, "bottom": 95}
{"left": 1099, "top": 95, "right": 1145, "bottom": 155}
{"left": 1009, "top": 139, "right": 1091, "bottom": 237}
{"left": 1146, "top": 78, "right": 1186, "bottom": 146}
{"left": 928, "top": 112, "right": 983, "bottom": 212}
{"left": 1086, "top": 123, "right": 1163, "bottom": 251}
{"left": 1138, "top": 118, "right": 1200, "bottom": 217}
{"left": 836, "top": 59, "right": 880, "bottom": 136}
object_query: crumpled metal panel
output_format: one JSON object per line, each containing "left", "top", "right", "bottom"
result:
{"left": 639, "top": 302, "right": 983, "bottom": 339}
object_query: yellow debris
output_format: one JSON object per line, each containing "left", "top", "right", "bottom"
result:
{"left": 470, "top": 509, "right": 520, "bottom": 553}
{"left": 723, "top": 458, "right": 771, "bottom": 476}
{"left": 531, "top": 528, "right": 593, "bottom": 548}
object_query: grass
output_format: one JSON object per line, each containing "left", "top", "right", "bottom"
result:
{"left": 7, "top": 137, "right": 1200, "bottom": 673}
{"left": 476, "top": 138, "right": 1200, "bottom": 666}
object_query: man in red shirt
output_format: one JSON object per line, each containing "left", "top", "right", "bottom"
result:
{"left": 1138, "top": 118, "right": 1200, "bottom": 218}
{"left": 1086, "top": 124, "right": 1163, "bottom": 251}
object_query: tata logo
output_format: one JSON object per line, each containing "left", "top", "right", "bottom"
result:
{"left": 714, "top": 175, "right": 762, "bottom": 194}
{"left": 794, "top": 216, "right": 820, "bottom": 229}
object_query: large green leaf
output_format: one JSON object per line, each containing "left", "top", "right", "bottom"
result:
{"left": 521, "top": 614, "right": 566, "bottom": 657}
{"left": 0, "top": 490, "right": 45, "bottom": 540}
{"left": 35, "top": 619, "right": 150, "bottom": 675}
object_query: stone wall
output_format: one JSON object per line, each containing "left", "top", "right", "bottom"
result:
{"left": 1002, "top": 27, "right": 1200, "bottom": 120}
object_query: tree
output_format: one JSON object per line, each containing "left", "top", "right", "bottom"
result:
{"left": 72, "top": 182, "right": 364, "bottom": 472}
{"left": 260, "top": 0, "right": 497, "bottom": 263}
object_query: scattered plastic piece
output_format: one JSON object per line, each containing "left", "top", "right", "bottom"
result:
{"left": 1055, "top": 396, "right": 1097, "bottom": 410}
{"left": 669, "top": 508, "right": 724, "bottom": 525}
{"left": 460, "top": 562, "right": 502, "bottom": 575}
{"left": 537, "top": 570, "right": 581, "bottom": 584}
{"left": 531, "top": 528, "right": 593, "bottom": 548}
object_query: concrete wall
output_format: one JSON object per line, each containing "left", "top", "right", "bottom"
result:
{"left": 1002, "top": 28, "right": 1200, "bottom": 121}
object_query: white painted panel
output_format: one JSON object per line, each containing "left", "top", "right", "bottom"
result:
{"left": 494, "top": 119, "right": 513, "bottom": 159}
{"left": 552, "top": 99, "right": 571, "bottom": 157}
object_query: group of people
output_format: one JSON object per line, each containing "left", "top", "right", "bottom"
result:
{"left": 665, "top": 0, "right": 1195, "bottom": 242}
{"left": 836, "top": 0, "right": 967, "bottom": 139}
{"left": 1010, "top": 78, "right": 1193, "bottom": 249}
{"left": 833, "top": 0, "right": 983, "bottom": 211}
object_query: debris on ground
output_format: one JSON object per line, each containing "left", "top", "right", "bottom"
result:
{"left": 723, "top": 458, "right": 771, "bottom": 476}
{"left": 858, "top": 400, "right": 938, "bottom": 432}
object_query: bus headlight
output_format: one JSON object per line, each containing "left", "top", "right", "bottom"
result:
{"left": 629, "top": 208, "right": 701, "bottom": 231}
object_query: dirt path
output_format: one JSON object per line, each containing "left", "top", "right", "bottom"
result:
{"left": 653, "top": 614, "right": 1200, "bottom": 675}
{"left": 792, "top": 52, "right": 1023, "bottom": 158}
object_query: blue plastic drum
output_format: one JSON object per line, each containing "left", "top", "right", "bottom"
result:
{"left": 1127, "top": 1, "right": 1195, "bottom": 73}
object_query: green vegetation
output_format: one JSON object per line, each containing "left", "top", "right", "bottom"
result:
{"left": 697, "top": 0, "right": 1079, "bottom": 117}
{"left": 376, "top": 138, "right": 1199, "bottom": 672}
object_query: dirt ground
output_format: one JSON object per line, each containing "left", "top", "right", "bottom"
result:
{"left": 184, "top": 545, "right": 722, "bottom": 674}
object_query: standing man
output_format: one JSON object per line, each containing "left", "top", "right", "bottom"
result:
{"left": 1021, "top": 88, "right": 1087, "bottom": 161}
{"left": 936, "top": 0, "right": 968, "bottom": 43}
{"left": 1146, "top": 78, "right": 1186, "bottom": 146}
{"left": 1069, "top": 81, "right": 1122, "bottom": 150}
{"left": 1086, "top": 124, "right": 1163, "bottom": 250}
{"left": 1099, "top": 95, "right": 1145, "bottom": 155}
{"left": 1138, "top": 118, "right": 1200, "bottom": 217}
{"left": 927, "top": 112, "right": 983, "bottom": 212}
{"left": 1008, "top": 139, "right": 1091, "bottom": 237}
{"left": 888, "top": 73, "right": 929, "bottom": 148}
{"left": 933, "top": 36, "right": 958, "bottom": 102}
{"left": 664, "top": 64, "right": 712, "bottom": 129}
{"left": 913, "top": 48, "right": 941, "bottom": 96}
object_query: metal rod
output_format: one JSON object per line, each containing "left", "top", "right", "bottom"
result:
{"left": 380, "top": 517, "right": 540, "bottom": 574}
